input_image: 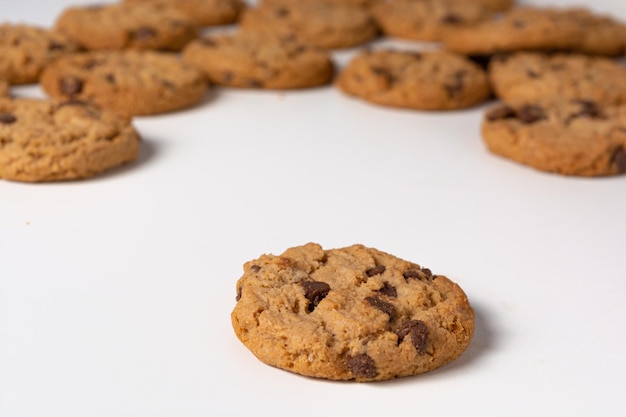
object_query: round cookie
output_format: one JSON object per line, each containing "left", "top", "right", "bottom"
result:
{"left": 489, "top": 52, "right": 626, "bottom": 106}
{"left": 336, "top": 49, "right": 491, "bottom": 110}
{"left": 124, "top": 0, "right": 245, "bottom": 26}
{"left": 54, "top": 2, "right": 198, "bottom": 51}
{"left": 239, "top": 1, "right": 378, "bottom": 49}
{"left": 40, "top": 50, "right": 207, "bottom": 117}
{"left": 0, "top": 97, "right": 140, "bottom": 182}
{"left": 182, "top": 32, "right": 334, "bottom": 89}
{"left": 231, "top": 243, "right": 475, "bottom": 382}
{"left": 0, "top": 23, "right": 80, "bottom": 85}
{"left": 371, "top": 0, "right": 492, "bottom": 42}
{"left": 482, "top": 99, "right": 626, "bottom": 176}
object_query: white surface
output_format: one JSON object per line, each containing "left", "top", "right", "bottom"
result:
{"left": 1, "top": 1, "right": 626, "bottom": 416}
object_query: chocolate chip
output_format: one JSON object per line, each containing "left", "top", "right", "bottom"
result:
{"left": 300, "top": 281, "right": 331, "bottom": 312}
{"left": 611, "top": 147, "right": 626, "bottom": 173}
{"left": 516, "top": 104, "right": 546, "bottom": 124}
{"left": 105, "top": 73, "right": 116, "bottom": 84}
{"left": 571, "top": 99, "right": 602, "bottom": 119}
{"left": 247, "top": 79, "right": 263, "bottom": 88}
{"left": 162, "top": 80, "right": 175, "bottom": 89}
{"left": 365, "top": 296, "right": 395, "bottom": 321}
{"left": 57, "top": 99, "right": 100, "bottom": 118}
{"left": 441, "top": 14, "right": 462, "bottom": 24}
{"left": 250, "top": 265, "right": 261, "bottom": 273}
{"left": 200, "top": 38, "right": 217, "bottom": 47}
{"left": 82, "top": 59, "right": 102, "bottom": 70}
{"left": 60, "top": 77, "right": 83, "bottom": 96}
{"left": 236, "top": 286, "right": 242, "bottom": 301}
{"left": 366, "top": 265, "right": 386, "bottom": 277}
{"left": 376, "top": 282, "right": 397, "bottom": 298}
{"left": 370, "top": 66, "right": 393, "bottom": 86}
{"left": 445, "top": 70, "right": 466, "bottom": 97}
{"left": 512, "top": 19, "right": 525, "bottom": 29}
{"left": 346, "top": 353, "right": 377, "bottom": 378}
{"left": 421, "top": 268, "right": 433, "bottom": 280}
{"left": 526, "top": 69, "right": 540, "bottom": 78}
{"left": 0, "top": 113, "right": 17, "bottom": 124}
{"left": 133, "top": 26, "right": 157, "bottom": 41}
{"left": 275, "top": 7, "right": 290, "bottom": 18}
{"left": 403, "top": 268, "right": 432, "bottom": 281}
{"left": 48, "top": 41, "right": 65, "bottom": 51}
{"left": 485, "top": 105, "right": 516, "bottom": 121}
{"left": 397, "top": 320, "right": 429, "bottom": 354}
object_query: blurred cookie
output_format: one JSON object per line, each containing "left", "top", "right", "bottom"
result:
{"left": 40, "top": 50, "right": 207, "bottom": 117}
{"left": 0, "top": 23, "right": 80, "bottom": 85}
{"left": 124, "top": 0, "right": 245, "bottom": 26}
{"left": 231, "top": 243, "right": 475, "bottom": 381}
{"left": 482, "top": 99, "right": 626, "bottom": 176}
{"left": 239, "top": 1, "right": 378, "bottom": 49}
{"left": 182, "top": 32, "right": 334, "bottom": 89}
{"left": 0, "top": 79, "right": 9, "bottom": 97}
{"left": 337, "top": 49, "right": 490, "bottom": 110}
{"left": 0, "top": 97, "right": 140, "bottom": 182}
{"left": 55, "top": 2, "right": 197, "bottom": 51}
{"left": 489, "top": 52, "right": 626, "bottom": 105}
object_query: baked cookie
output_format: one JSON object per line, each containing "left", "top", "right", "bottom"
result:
{"left": 55, "top": 2, "right": 197, "bottom": 51}
{"left": 231, "top": 243, "right": 475, "bottom": 382}
{"left": 40, "top": 50, "right": 207, "bottom": 117}
{"left": 124, "top": 0, "right": 245, "bottom": 26}
{"left": 559, "top": 8, "right": 626, "bottom": 57}
{"left": 0, "top": 79, "right": 9, "bottom": 97}
{"left": 371, "top": 0, "right": 491, "bottom": 42}
{"left": 466, "top": 0, "right": 514, "bottom": 13}
{"left": 182, "top": 32, "right": 334, "bottom": 89}
{"left": 489, "top": 52, "right": 626, "bottom": 106}
{"left": 239, "top": 1, "right": 378, "bottom": 49}
{"left": 0, "top": 97, "right": 140, "bottom": 182}
{"left": 0, "top": 23, "right": 80, "bottom": 85}
{"left": 337, "top": 49, "right": 490, "bottom": 110}
{"left": 482, "top": 99, "right": 626, "bottom": 176}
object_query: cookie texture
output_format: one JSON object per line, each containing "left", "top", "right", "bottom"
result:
{"left": 489, "top": 52, "right": 626, "bottom": 106}
{"left": 0, "top": 98, "right": 140, "bottom": 182}
{"left": 55, "top": 3, "right": 197, "bottom": 51}
{"left": 0, "top": 79, "right": 8, "bottom": 97}
{"left": 337, "top": 49, "right": 490, "bottom": 110}
{"left": 466, "top": 0, "right": 514, "bottom": 12}
{"left": 239, "top": 1, "right": 378, "bottom": 49}
{"left": 482, "top": 99, "right": 626, "bottom": 176}
{"left": 124, "top": 0, "right": 245, "bottom": 26}
{"left": 231, "top": 243, "right": 475, "bottom": 382}
{"left": 182, "top": 32, "right": 333, "bottom": 89}
{"left": 40, "top": 50, "right": 207, "bottom": 117}
{"left": 371, "top": 0, "right": 491, "bottom": 42}
{"left": 0, "top": 23, "right": 80, "bottom": 85}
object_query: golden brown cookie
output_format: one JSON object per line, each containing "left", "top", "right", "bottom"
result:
{"left": 40, "top": 50, "right": 207, "bottom": 117}
{"left": 231, "top": 243, "right": 475, "bottom": 382}
{"left": 488, "top": 52, "right": 626, "bottom": 106}
{"left": 482, "top": 99, "right": 626, "bottom": 176}
{"left": 0, "top": 23, "right": 80, "bottom": 85}
{"left": 0, "top": 79, "right": 9, "bottom": 97}
{"left": 0, "top": 97, "right": 140, "bottom": 182}
{"left": 239, "top": 1, "right": 378, "bottom": 49}
{"left": 337, "top": 49, "right": 491, "bottom": 110}
{"left": 55, "top": 3, "right": 198, "bottom": 51}
{"left": 182, "top": 32, "right": 334, "bottom": 89}
{"left": 124, "top": 0, "right": 245, "bottom": 26}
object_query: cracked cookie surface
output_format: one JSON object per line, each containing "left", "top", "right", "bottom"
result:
{"left": 231, "top": 243, "right": 475, "bottom": 382}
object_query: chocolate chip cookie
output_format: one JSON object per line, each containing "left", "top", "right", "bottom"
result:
{"left": 55, "top": 2, "right": 198, "bottom": 51}
{"left": 0, "top": 97, "right": 140, "bottom": 182}
{"left": 40, "top": 50, "right": 207, "bottom": 117}
{"left": 371, "top": 0, "right": 492, "bottom": 42}
{"left": 182, "top": 32, "right": 334, "bottom": 89}
{"left": 239, "top": 1, "right": 378, "bottom": 49}
{"left": 231, "top": 243, "right": 475, "bottom": 381}
{"left": 489, "top": 52, "right": 626, "bottom": 106}
{"left": 0, "top": 23, "right": 80, "bottom": 85}
{"left": 337, "top": 49, "right": 490, "bottom": 110}
{"left": 124, "top": 0, "right": 245, "bottom": 26}
{"left": 482, "top": 99, "right": 626, "bottom": 176}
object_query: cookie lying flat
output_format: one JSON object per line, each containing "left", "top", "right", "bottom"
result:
{"left": 337, "top": 49, "right": 490, "bottom": 110}
{"left": 182, "top": 32, "right": 333, "bottom": 89}
{"left": 0, "top": 98, "right": 140, "bottom": 182}
{"left": 0, "top": 23, "right": 80, "bottom": 85}
{"left": 124, "top": 0, "right": 245, "bottom": 26}
{"left": 231, "top": 243, "right": 475, "bottom": 382}
{"left": 482, "top": 99, "right": 626, "bottom": 176}
{"left": 239, "top": 1, "right": 378, "bottom": 49}
{"left": 489, "top": 52, "right": 626, "bottom": 106}
{"left": 40, "top": 50, "right": 207, "bottom": 117}
{"left": 55, "top": 3, "right": 197, "bottom": 51}
{"left": 371, "top": 0, "right": 491, "bottom": 42}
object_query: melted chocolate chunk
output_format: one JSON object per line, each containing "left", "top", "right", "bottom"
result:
{"left": 366, "top": 265, "right": 386, "bottom": 277}
{"left": 526, "top": 69, "right": 540, "bottom": 78}
{"left": 236, "top": 286, "right": 242, "bottom": 301}
{"left": 611, "top": 147, "right": 626, "bottom": 173}
{"left": 300, "top": 281, "right": 331, "bottom": 312}
{"left": 441, "top": 14, "right": 462, "bottom": 24}
{"left": 397, "top": 320, "right": 429, "bottom": 354}
{"left": 275, "top": 7, "right": 290, "bottom": 18}
{"left": 370, "top": 66, "right": 393, "bottom": 85}
{"left": 485, "top": 105, "right": 516, "bottom": 121}
{"left": 82, "top": 59, "right": 102, "bottom": 69}
{"left": 516, "top": 104, "right": 546, "bottom": 124}
{"left": 571, "top": 99, "right": 602, "bottom": 119}
{"left": 346, "top": 353, "right": 377, "bottom": 378}
{"left": 0, "top": 113, "right": 17, "bottom": 124}
{"left": 48, "top": 41, "right": 65, "bottom": 51}
{"left": 105, "top": 73, "right": 116, "bottom": 84}
{"left": 60, "top": 77, "right": 83, "bottom": 96}
{"left": 445, "top": 70, "right": 466, "bottom": 97}
{"left": 376, "top": 282, "right": 397, "bottom": 298}
{"left": 365, "top": 296, "right": 395, "bottom": 321}
{"left": 403, "top": 268, "right": 432, "bottom": 281}
{"left": 133, "top": 26, "right": 157, "bottom": 41}
{"left": 250, "top": 265, "right": 261, "bottom": 273}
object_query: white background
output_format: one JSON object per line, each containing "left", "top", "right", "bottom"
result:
{"left": 1, "top": 1, "right": 626, "bottom": 416}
